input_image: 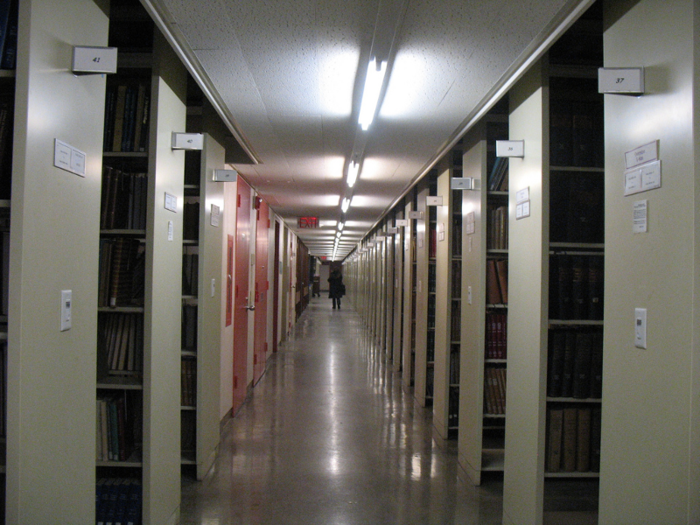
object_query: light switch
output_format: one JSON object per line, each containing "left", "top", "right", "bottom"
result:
{"left": 211, "top": 279, "right": 216, "bottom": 298}
{"left": 467, "top": 286, "right": 472, "bottom": 305}
{"left": 61, "top": 290, "right": 72, "bottom": 332}
{"left": 635, "top": 308, "right": 647, "bottom": 348}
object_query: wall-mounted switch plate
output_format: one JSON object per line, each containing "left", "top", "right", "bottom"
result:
{"left": 61, "top": 290, "right": 72, "bottom": 331}
{"left": 635, "top": 308, "right": 647, "bottom": 348}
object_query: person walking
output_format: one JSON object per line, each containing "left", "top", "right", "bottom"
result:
{"left": 328, "top": 269, "right": 344, "bottom": 309}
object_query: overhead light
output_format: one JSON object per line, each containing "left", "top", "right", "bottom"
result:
{"left": 341, "top": 197, "right": 352, "bottom": 213}
{"left": 336, "top": 231, "right": 342, "bottom": 238}
{"left": 358, "top": 58, "right": 387, "bottom": 130}
{"left": 338, "top": 222, "right": 345, "bottom": 231}
{"left": 347, "top": 161, "right": 360, "bottom": 188}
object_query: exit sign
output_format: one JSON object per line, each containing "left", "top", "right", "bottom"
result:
{"left": 298, "top": 216, "right": 319, "bottom": 228}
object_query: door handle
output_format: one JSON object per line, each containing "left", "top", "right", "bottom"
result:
{"left": 245, "top": 304, "right": 256, "bottom": 311}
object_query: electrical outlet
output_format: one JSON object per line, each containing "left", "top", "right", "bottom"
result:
{"left": 635, "top": 308, "right": 647, "bottom": 349}
{"left": 61, "top": 290, "right": 72, "bottom": 332}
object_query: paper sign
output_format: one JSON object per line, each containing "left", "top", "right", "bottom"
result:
{"left": 633, "top": 200, "right": 648, "bottom": 233}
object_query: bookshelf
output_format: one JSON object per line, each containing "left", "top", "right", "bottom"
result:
{"left": 413, "top": 178, "right": 434, "bottom": 407}
{"left": 0, "top": 2, "right": 15, "bottom": 515}
{"left": 401, "top": 191, "right": 417, "bottom": 392}
{"left": 391, "top": 209, "right": 405, "bottom": 374}
{"left": 458, "top": 110, "right": 509, "bottom": 485}
{"left": 179, "top": 117, "right": 224, "bottom": 479}
{"left": 432, "top": 154, "right": 464, "bottom": 442}
{"left": 502, "top": 4, "right": 604, "bottom": 521}
{"left": 96, "top": 4, "right": 185, "bottom": 522}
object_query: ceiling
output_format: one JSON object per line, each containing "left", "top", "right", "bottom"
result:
{"left": 140, "top": 0, "right": 594, "bottom": 260}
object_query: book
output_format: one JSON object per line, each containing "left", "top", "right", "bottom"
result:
{"left": 572, "top": 332, "right": 592, "bottom": 398}
{"left": 547, "top": 331, "right": 565, "bottom": 397}
{"left": 589, "top": 330, "right": 603, "bottom": 399}
{"left": 546, "top": 408, "right": 564, "bottom": 472}
{"left": 486, "top": 260, "right": 501, "bottom": 304}
{"left": 576, "top": 407, "right": 591, "bottom": 472}
{"left": 0, "top": 0, "right": 18, "bottom": 70}
{"left": 588, "top": 256, "right": 604, "bottom": 320}
{"left": 562, "top": 407, "right": 578, "bottom": 471}
{"left": 571, "top": 256, "right": 587, "bottom": 319}
{"left": 561, "top": 332, "right": 576, "bottom": 398}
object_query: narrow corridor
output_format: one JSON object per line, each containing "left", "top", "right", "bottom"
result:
{"left": 180, "top": 297, "right": 504, "bottom": 524}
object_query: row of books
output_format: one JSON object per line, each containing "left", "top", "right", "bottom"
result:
{"left": 100, "top": 168, "right": 148, "bottom": 231}
{"left": 487, "top": 205, "right": 508, "bottom": 250}
{"left": 450, "top": 302, "right": 461, "bottom": 342}
{"left": 0, "top": 0, "right": 18, "bottom": 71}
{"left": 426, "top": 330, "right": 434, "bottom": 362}
{"left": 546, "top": 406, "right": 601, "bottom": 473}
{"left": 96, "top": 478, "right": 142, "bottom": 525}
{"left": 182, "top": 253, "right": 199, "bottom": 296}
{"left": 452, "top": 218, "right": 462, "bottom": 258}
{"left": 486, "top": 259, "right": 508, "bottom": 305}
{"left": 425, "top": 366, "right": 434, "bottom": 399}
{"left": 449, "top": 346, "right": 460, "bottom": 384}
{"left": 96, "top": 394, "right": 140, "bottom": 462}
{"left": 0, "top": 229, "right": 9, "bottom": 317}
{"left": 451, "top": 261, "right": 461, "bottom": 297}
{"left": 550, "top": 99, "right": 604, "bottom": 168}
{"left": 0, "top": 342, "right": 5, "bottom": 437}
{"left": 183, "top": 202, "right": 200, "bottom": 241}
{"left": 547, "top": 329, "right": 603, "bottom": 399}
{"left": 98, "top": 313, "right": 144, "bottom": 375}
{"left": 181, "top": 358, "right": 196, "bottom": 407}
{"left": 182, "top": 304, "right": 197, "bottom": 351}
{"left": 181, "top": 410, "right": 196, "bottom": 453}
{"left": 549, "top": 254, "right": 603, "bottom": 321}
{"left": 484, "top": 366, "right": 506, "bottom": 415}
{"left": 448, "top": 385, "right": 459, "bottom": 428}
{"left": 487, "top": 156, "right": 509, "bottom": 191}
{"left": 486, "top": 312, "right": 507, "bottom": 359}
{"left": 550, "top": 172, "right": 604, "bottom": 244}
{"left": 103, "top": 80, "right": 150, "bottom": 153}
{"left": 0, "top": 91, "right": 14, "bottom": 201}
{"left": 98, "top": 238, "right": 145, "bottom": 308}
{"left": 452, "top": 189, "right": 462, "bottom": 215}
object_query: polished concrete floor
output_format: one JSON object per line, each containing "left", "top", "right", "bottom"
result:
{"left": 180, "top": 297, "right": 504, "bottom": 525}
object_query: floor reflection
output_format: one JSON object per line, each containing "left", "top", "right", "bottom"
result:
{"left": 181, "top": 297, "right": 503, "bottom": 525}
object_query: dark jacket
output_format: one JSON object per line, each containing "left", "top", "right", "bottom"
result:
{"left": 328, "top": 272, "right": 344, "bottom": 298}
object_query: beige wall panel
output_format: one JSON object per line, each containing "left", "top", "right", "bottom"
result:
{"left": 7, "top": 0, "right": 109, "bottom": 521}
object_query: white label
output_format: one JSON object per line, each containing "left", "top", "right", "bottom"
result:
{"left": 516, "top": 200, "right": 531, "bottom": 220}
{"left": 164, "top": 193, "right": 177, "bottom": 212}
{"left": 211, "top": 204, "right": 221, "bottom": 227}
{"left": 451, "top": 177, "right": 472, "bottom": 190}
{"left": 624, "top": 168, "right": 643, "bottom": 196}
{"left": 516, "top": 187, "right": 530, "bottom": 204}
{"left": 624, "top": 160, "right": 661, "bottom": 196}
{"left": 409, "top": 211, "right": 423, "bottom": 220}
{"left": 426, "top": 196, "right": 443, "bottom": 206}
{"left": 438, "top": 231, "right": 446, "bottom": 242}
{"left": 633, "top": 200, "right": 648, "bottom": 233}
{"left": 167, "top": 220, "right": 174, "bottom": 241}
{"left": 496, "top": 140, "right": 524, "bottom": 158}
{"left": 625, "top": 140, "right": 658, "bottom": 169}
{"left": 72, "top": 46, "right": 118, "bottom": 74}
{"left": 640, "top": 160, "right": 661, "bottom": 191}
{"left": 396, "top": 219, "right": 409, "bottom": 227}
{"left": 54, "top": 139, "right": 86, "bottom": 177}
{"left": 598, "top": 67, "right": 644, "bottom": 94}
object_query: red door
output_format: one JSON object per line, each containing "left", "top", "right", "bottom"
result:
{"left": 233, "top": 178, "right": 252, "bottom": 414}
{"left": 253, "top": 197, "right": 269, "bottom": 383}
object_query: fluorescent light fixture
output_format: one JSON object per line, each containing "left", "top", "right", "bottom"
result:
{"left": 358, "top": 58, "right": 387, "bottom": 131}
{"left": 347, "top": 161, "right": 360, "bottom": 188}
{"left": 338, "top": 222, "right": 345, "bottom": 231}
{"left": 341, "top": 197, "right": 352, "bottom": 213}
{"left": 336, "top": 231, "right": 342, "bottom": 238}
